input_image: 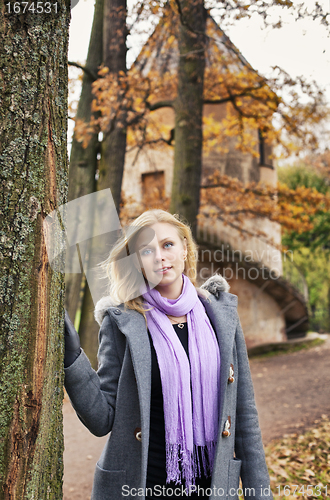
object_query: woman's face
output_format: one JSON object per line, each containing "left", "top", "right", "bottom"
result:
{"left": 135, "top": 222, "right": 187, "bottom": 298}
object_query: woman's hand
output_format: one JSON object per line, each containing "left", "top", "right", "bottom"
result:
{"left": 64, "top": 310, "right": 81, "bottom": 368}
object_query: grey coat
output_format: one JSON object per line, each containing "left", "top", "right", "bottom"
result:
{"left": 64, "top": 275, "right": 273, "bottom": 500}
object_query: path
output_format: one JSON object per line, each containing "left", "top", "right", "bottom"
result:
{"left": 63, "top": 335, "right": 330, "bottom": 500}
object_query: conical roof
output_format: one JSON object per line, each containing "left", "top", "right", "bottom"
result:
{"left": 131, "top": 5, "right": 270, "bottom": 104}
{"left": 134, "top": 7, "right": 257, "bottom": 79}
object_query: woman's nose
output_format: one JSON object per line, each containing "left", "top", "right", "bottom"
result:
{"left": 154, "top": 245, "right": 163, "bottom": 262}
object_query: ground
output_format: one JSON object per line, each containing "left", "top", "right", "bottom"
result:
{"left": 63, "top": 335, "right": 330, "bottom": 500}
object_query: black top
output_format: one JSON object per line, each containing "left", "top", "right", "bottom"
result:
{"left": 146, "top": 323, "right": 211, "bottom": 498}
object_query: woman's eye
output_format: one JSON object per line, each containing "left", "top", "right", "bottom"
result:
{"left": 141, "top": 248, "right": 152, "bottom": 256}
{"left": 164, "top": 242, "right": 173, "bottom": 249}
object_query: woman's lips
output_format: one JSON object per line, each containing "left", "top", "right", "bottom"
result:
{"left": 155, "top": 267, "right": 172, "bottom": 273}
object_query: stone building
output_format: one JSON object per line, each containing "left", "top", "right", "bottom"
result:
{"left": 121, "top": 12, "right": 308, "bottom": 348}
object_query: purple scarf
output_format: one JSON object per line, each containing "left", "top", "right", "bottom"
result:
{"left": 142, "top": 275, "right": 220, "bottom": 486}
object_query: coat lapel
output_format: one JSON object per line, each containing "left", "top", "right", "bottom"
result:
{"left": 199, "top": 293, "right": 238, "bottom": 425}
{"left": 109, "top": 306, "right": 151, "bottom": 486}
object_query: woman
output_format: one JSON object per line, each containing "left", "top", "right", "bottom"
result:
{"left": 64, "top": 209, "right": 273, "bottom": 500}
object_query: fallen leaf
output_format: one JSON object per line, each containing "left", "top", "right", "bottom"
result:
{"left": 270, "top": 464, "right": 289, "bottom": 479}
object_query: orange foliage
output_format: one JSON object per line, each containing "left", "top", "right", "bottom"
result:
{"left": 198, "top": 172, "right": 330, "bottom": 245}
{"left": 74, "top": 119, "right": 96, "bottom": 149}
{"left": 119, "top": 192, "right": 171, "bottom": 227}
{"left": 118, "top": 170, "right": 330, "bottom": 247}
{"left": 67, "top": 0, "right": 330, "bottom": 248}
{"left": 72, "top": 1, "right": 329, "bottom": 159}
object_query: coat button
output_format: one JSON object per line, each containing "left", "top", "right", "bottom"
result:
{"left": 222, "top": 417, "right": 231, "bottom": 437}
{"left": 228, "top": 364, "right": 235, "bottom": 384}
{"left": 114, "top": 309, "right": 121, "bottom": 315}
{"left": 134, "top": 427, "right": 142, "bottom": 442}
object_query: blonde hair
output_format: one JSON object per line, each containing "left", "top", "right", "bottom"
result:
{"left": 104, "top": 209, "right": 198, "bottom": 318}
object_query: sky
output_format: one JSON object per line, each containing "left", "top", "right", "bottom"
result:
{"left": 68, "top": 0, "right": 330, "bottom": 153}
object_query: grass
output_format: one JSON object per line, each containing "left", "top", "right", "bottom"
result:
{"left": 248, "top": 338, "right": 325, "bottom": 360}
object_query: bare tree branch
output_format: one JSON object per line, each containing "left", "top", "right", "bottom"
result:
{"left": 68, "top": 61, "right": 98, "bottom": 81}
{"left": 147, "top": 100, "right": 175, "bottom": 111}
{"left": 200, "top": 182, "right": 277, "bottom": 199}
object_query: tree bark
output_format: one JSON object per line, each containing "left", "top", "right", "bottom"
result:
{"left": 65, "top": 0, "right": 104, "bottom": 321}
{"left": 78, "top": 0, "right": 128, "bottom": 366}
{"left": 0, "top": 2, "right": 70, "bottom": 499}
{"left": 170, "top": 0, "right": 206, "bottom": 238}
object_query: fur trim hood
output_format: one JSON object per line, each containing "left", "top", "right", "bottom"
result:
{"left": 94, "top": 273, "right": 230, "bottom": 326}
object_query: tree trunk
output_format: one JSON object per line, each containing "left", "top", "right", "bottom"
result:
{"left": 65, "top": 0, "right": 104, "bottom": 321}
{"left": 98, "top": 0, "right": 127, "bottom": 211}
{"left": 78, "top": 0, "right": 128, "bottom": 366}
{"left": 170, "top": 0, "right": 206, "bottom": 238}
{"left": 0, "top": 3, "right": 70, "bottom": 499}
